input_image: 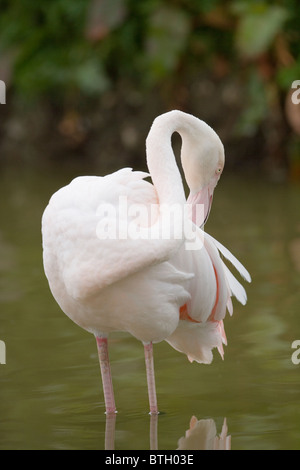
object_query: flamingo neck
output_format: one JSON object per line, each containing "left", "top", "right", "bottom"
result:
{"left": 146, "top": 110, "right": 190, "bottom": 206}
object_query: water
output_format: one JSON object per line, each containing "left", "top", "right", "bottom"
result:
{"left": 0, "top": 164, "right": 300, "bottom": 450}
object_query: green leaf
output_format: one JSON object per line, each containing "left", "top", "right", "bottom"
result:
{"left": 235, "top": 4, "right": 289, "bottom": 58}
{"left": 145, "top": 5, "right": 191, "bottom": 81}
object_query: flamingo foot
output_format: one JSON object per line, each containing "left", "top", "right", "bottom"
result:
{"left": 144, "top": 342, "right": 159, "bottom": 415}
{"left": 95, "top": 336, "right": 117, "bottom": 414}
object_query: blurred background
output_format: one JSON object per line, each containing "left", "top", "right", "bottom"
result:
{"left": 1, "top": 0, "right": 300, "bottom": 450}
{"left": 0, "top": 0, "right": 300, "bottom": 177}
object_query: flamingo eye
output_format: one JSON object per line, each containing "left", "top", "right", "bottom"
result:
{"left": 216, "top": 167, "right": 222, "bottom": 175}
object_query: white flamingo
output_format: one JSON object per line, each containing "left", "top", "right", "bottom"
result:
{"left": 42, "top": 110, "right": 251, "bottom": 415}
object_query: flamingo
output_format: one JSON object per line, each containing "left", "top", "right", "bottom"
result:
{"left": 42, "top": 110, "right": 251, "bottom": 415}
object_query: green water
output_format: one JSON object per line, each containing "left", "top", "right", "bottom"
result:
{"left": 0, "top": 165, "right": 300, "bottom": 450}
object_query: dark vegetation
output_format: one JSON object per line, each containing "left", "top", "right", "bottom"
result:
{"left": 0, "top": 0, "right": 300, "bottom": 179}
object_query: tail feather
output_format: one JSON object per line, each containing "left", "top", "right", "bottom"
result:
{"left": 166, "top": 320, "right": 225, "bottom": 364}
{"left": 222, "top": 262, "right": 247, "bottom": 305}
{"left": 205, "top": 232, "right": 251, "bottom": 283}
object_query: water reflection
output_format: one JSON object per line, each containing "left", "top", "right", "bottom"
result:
{"left": 105, "top": 414, "right": 117, "bottom": 450}
{"left": 149, "top": 414, "right": 158, "bottom": 451}
{"left": 104, "top": 413, "right": 231, "bottom": 450}
{"left": 177, "top": 416, "right": 231, "bottom": 450}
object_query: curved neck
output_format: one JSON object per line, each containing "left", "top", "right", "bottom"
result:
{"left": 146, "top": 111, "right": 189, "bottom": 206}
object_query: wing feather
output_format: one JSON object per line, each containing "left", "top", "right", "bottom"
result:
{"left": 42, "top": 169, "right": 185, "bottom": 301}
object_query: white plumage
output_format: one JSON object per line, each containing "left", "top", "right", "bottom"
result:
{"left": 42, "top": 110, "right": 251, "bottom": 414}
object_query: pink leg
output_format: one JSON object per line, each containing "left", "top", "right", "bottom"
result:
{"left": 95, "top": 336, "right": 116, "bottom": 414}
{"left": 144, "top": 342, "right": 159, "bottom": 415}
{"left": 105, "top": 413, "right": 116, "bottom": 450}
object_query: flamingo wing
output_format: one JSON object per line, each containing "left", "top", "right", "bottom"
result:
{"left": 42, "top": 168, "right": 186, "bottom": 302}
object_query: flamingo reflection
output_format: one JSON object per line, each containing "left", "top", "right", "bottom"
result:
{"left": 103, "top": 413, "right": 231, "bottom": 450}
{"left": 177, "top": 416, "right": 231, "bottom": 450}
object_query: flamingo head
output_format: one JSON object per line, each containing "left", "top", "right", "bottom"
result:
{"left": 180, "top": 122, "right": 225, "bottom": 227}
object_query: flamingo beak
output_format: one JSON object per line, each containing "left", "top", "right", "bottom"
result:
{"left": 187, "top": 186, "right": 213, "bottom": 228}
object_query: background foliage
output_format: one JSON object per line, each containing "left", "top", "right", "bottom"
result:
{"left": 0, "top": 0, "right": 300, "bottom": 176}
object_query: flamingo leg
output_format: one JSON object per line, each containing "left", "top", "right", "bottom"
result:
{"left": 149, "top": 413, "right": 158, "bottom": 450}
{"left": 95, "top": 336, "right": 117, "bottom": 414}
{"left": 105, "top": 413, "right": 117, "bottom": 450}
{"left": 144, "top": 342, "right": 159, "bottom": 415}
